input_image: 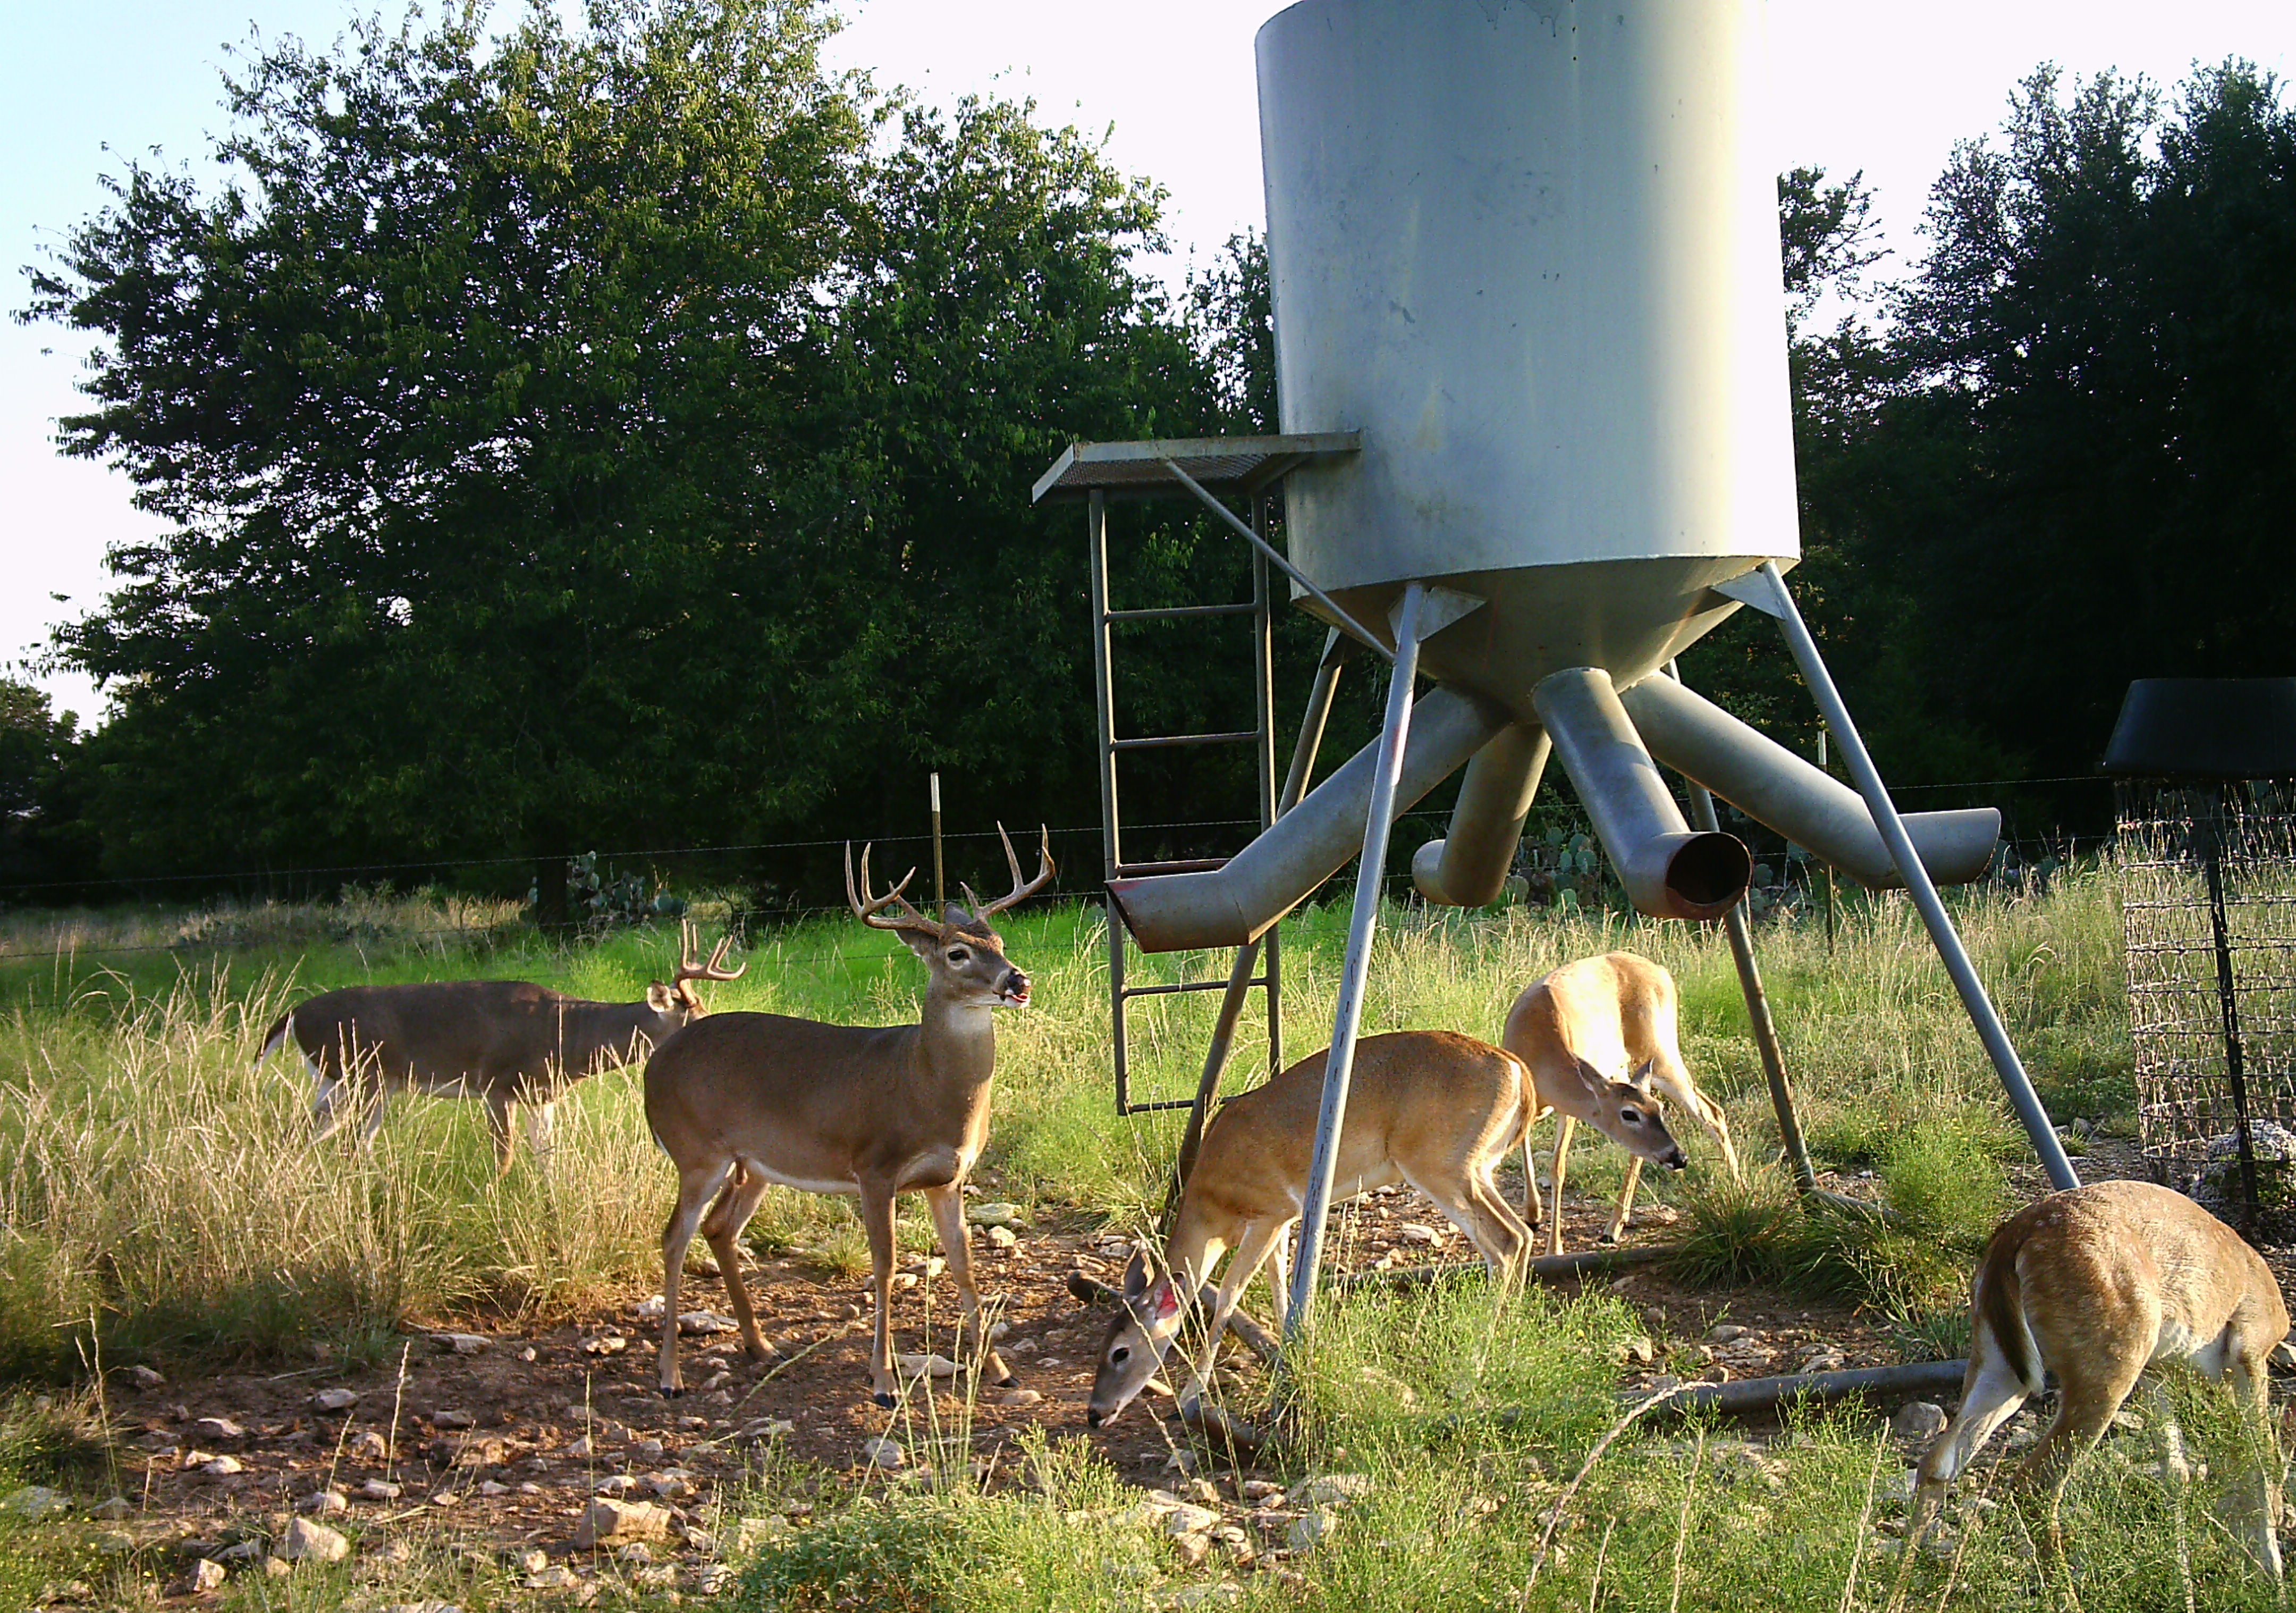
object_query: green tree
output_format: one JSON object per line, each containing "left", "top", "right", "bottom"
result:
{"left": 0, "top": 678, "right": 95, "bottom": 895}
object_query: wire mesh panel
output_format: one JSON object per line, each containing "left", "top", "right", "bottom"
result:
{"left": 2119, "top": 777, "right": 2296, "bottom": 1237}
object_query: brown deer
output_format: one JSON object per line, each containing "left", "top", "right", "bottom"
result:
{"left": 1087, "top": 1030, "right": 1544, "bottom": 1427}
{"left": 1911, "top": 1179, "right": 2287, "bottom": 1577}
{"left": 1502, "top": 951, "right": 1740, "bottom": 1255}
{"left": 256, "top": 920, "right": 745, "bottom": 1171}
{"left": 643, "top": 826, "right": 1053, "bottom": 1405}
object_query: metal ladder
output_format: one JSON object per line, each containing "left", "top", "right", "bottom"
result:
{"left": 1085, "top": 486, "right": 1282, "bottom": 1113}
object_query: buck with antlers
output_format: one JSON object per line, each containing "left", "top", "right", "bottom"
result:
{"left": 1088, "top": 1030, "right": 1537, "bottom": 1427}
{"left": 643, "top": 825, "right": 1054, "bottom": 1405}
{"left": 1503, "top": 951, "right": 1740, "bottom": 1255}
{"left": 257, "top": 920, "right": 746, "bottom": 1172}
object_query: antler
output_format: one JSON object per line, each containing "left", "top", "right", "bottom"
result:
{"left": 958, "top": 823, "right": 1056, "bottom": 922}
{"left": 676, "top": 917, "right": 747, "bottom": 983}
{"left": 845, "top": 842, "right": 945, "bottom": 935}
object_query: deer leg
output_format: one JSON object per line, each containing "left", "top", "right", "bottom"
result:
{"left": 354, "top": 1088, "right": 389, "bottom": 1149}
{"left": 311, "top": 1065, "right": 351, "bottom": 1142}
{"left": 700, "top": 1166, "right": 775, "bottom": 1364}
{"left": 858, "top": 1181, "right": 901, "bottom": 1408}
{"left": 1184, "top": 1220, "right": 1287, "bottom": 1407}
{"left": 1545, "top": 1115, "right": 1576, "bottom": 1258}
{"left": 484, "top": 1091, "right": 521, "bottom": 1175}
{"left": 523, "top": 1101, "right": 558, "bottom": 1167}
{"left": 1264, "top": 1224, "right": 1294, "bottom": 1318}
{"left": 1521, "top": 1124, "right": 1543, "bottom": 1229}
{"left": 922, "top": 1184, "right": 1014, "bottom": 1387}
{"left": 2210, "top": 1338, "right": 2285, "bottom": 1579}
{"left": 2013, "top": 1358, "right": 2135, "bottom": 1507}
{"left": 1603, "top": 1156, "right": 1644, "bottom": 1245}
{"left": 657, "top": 1160, "right": 733, "bottom": 1396}
{"left": 1404, "top": 1162, "right": 1528, "bottom": 1283}
{"left": 1911, "top": 1338, "right": 2034, "bottom": 1540}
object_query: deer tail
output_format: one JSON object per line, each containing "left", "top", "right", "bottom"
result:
{"left": 255, "top": 1012, "right": 294, "bottom": 1074}
{"left": 1974, "top": 1225, "right": 2041, "bottom": 1392}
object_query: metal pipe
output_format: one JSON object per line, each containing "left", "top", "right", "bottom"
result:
{"left": 1332, "top": 1245, "right": 1670, "bottom": 1292}
{"left": 1619, "top": 675, "right": 1999, "bottom": 889}
{"left": 1643, "top": 1358, "right": 1969, "bottom": 1421}
{"left": 930, "top": 771, "right": 945, "bottom": 915}
{"left": 1411, "top": 723, "right": 1550, "bottom": 907}
{"left": 1163, "top": 631, "right": 1352, "bottom": 1230}
{"left": 1108, "top": 683, "right": 1508, "bottom": 952}
{"left": 2198, "top": 790, "right": 2261, "bottom": 1230}
{"left": 1532, "top": 668, "right": 1750, "bottom": 921}
{"left": 1751, "top": 561, "right": 2080, "bottom": 1192}
{"left": 1159, "top": 458, "right": 1392, "bottom": 662}
{"left": 1286, "top": 583, "right": 1427, "bottom": 1340}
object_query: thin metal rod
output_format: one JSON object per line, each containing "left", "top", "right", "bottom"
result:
{"left": 1286, "top": 584, "right": 1425, "bottom": 1340}
{"left": 1124, "top": 977, "right": 1271, "bottom": 1001}
{"left": 1755, "top": 561, "right": 2079, "bottom": 1192}
{"left": 1163, "top": 628, "right": 1350, "bottom": 1233}
{"left": 929, "top": 771, "right": 945, "bottom": 916}
{"left": 1109, "top": 730, "right": 1262, "bottom": 751}
{"left": 1667, "top": 662, "right": 1816, "bottom": 1198}
{"left": 1159, "top": 458, "right": 1393, "bottom": 662}
{"left": 2198, "top": 788, "right": 2260, "bottom": 1229}
{"left": 1105, "top": 602, "right": 1260, "bottom": 621}
{"left": 1088, "top": 489, "right": 1132, "bottom": 1114}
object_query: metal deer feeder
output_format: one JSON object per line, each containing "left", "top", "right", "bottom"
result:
{"left": 1034, "top": 0, "right": 2077, "bottom": 1340}
{"left": 2109, "top": 678, "right": 2296, "bottom": 1239}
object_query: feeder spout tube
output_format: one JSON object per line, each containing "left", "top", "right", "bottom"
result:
{"left": 1108, "top": 684, "right": 1509, "bottom": 953}
{"left": 1617, "top": 675, "right": 1999, "bottom": 888}
{"left": 1532, "top": 668, "right": 1750, "bottom": 921}
{"left": 1412, "top": 723, "right": 1550, "bottom": 906}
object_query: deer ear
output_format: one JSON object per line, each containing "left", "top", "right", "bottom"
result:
{"left": 646, "top": 983, "right": 677, "bottom": 1013}
{"left": 1627, "top": 1059, "right": 1658, "bottom": 1096}
{"left": 1150, "top": 1279, "right": 1182, "bottom": 1324}
{"left": 1122, "top": 1246, "right": 1153, "bottom": 1299}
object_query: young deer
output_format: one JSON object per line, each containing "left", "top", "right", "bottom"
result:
{"left": 1502, "top": 951, "right": 1740, "bottom": 1255}
{"left": 1911, "top": 1179, "right": 2288, "bottom": 1577}
{"left": 256, "top": 921, "right": 744, "bottom": 1172}
{"left": 643, "top": 826, "right": 1053, "bottom": 1406}
{"left": 1087, "top": 1030, "right": 1536, "bottom": 1427}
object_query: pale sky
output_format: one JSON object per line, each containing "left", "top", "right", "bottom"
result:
{"left": 6, "top": 0, "right": 2292, "bottom": 725}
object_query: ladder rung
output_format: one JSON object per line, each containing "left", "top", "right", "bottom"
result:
{"left": 1111, "top": 730, "right": 1261, "bottom": 751}
{"left": 1121, "top": 977, "right": 1272, "bottom": 1000}
{"left": 1113, "top": 856, "right": 1229, "bottom": 876}
{"left": 1120, "top": 1097, "right": 1200, "bottom": 1115}
{"left": 1105, "top": 602, "right": 1259, "bottom": 622}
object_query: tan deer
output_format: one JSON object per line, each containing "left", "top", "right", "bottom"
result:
{"left": 643, "top": 826, "right": 1053, "bottom": 1406}
{"left": 1911, "top": 1179, "right": 2287, "bottom": 1577}
{"left": 1086, "top": 1030, "right": 1551, "bottom": 1426}
{"left": 256, "top": 921, "right": 745, "bottom": 1172}
{"left": 1502, "top": 951, "right": 1741, "bottom": 1255}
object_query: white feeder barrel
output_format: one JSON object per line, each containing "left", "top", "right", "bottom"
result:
{"left": 1257, "top": 0, "right": 1799, "bottom": 708}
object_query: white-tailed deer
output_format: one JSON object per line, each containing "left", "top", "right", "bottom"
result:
{"left": 256, "top": 921, "right": 744, "bottom": 1171}
{"left": 1502, "top": 951, "right": 1740, "bottom": 1255}
{"left": 1087, "top": 1030, "right": 1536, "bottom": 1427}
{"left": 643, "top": 825, "right": 1053, "bottom": 1405}
{"left": 1911, "top": 1179, "right": 2288, "bottom": 1577}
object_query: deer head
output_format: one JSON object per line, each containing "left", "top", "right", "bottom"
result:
{"left": 1087, "top": 1244, "right": 1186, "bottom": 1427}
{"left": 845, "top": 823, "right": 1054, "bottom": 1010}
{"left": 1568, "top": 1056, "right": 1687, "bottom": 1171}
{"left": 645, "top": 919, "right": 748, "bottom": 1021}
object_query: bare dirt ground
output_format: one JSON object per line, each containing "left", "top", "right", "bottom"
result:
{"left": 97, "top": 1172, "right": 1914, "bottom": 1593}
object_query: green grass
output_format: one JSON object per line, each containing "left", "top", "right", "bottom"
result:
{"left": 2, "top": 866, "right": 2238, "bottom": 1612}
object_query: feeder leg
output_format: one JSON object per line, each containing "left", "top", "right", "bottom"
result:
{"left": 1285, "top": 586, "right": 1428, "bottom": 1340}
{"left": 1164, "top": 632, "right": 1351, "bottom": 1234}
{"left": 1742, "top": 561, "right": 2080, "bottom": 1192}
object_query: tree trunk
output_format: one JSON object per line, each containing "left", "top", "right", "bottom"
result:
{"left": 535, "top": 853, "right": 570, "bottom": 935}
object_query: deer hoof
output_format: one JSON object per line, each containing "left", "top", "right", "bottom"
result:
{"left": 660, "top": 1385, "right": 684, "bottom": 1399}
{"left": 873, "top": 1390, "right": 897, "bottom": 1410}
{"left": 996, "top": 1375, "right": 1018, "bottom": 1389}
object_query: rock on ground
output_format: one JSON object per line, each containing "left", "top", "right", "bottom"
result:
{"left": 1892, "top": 1401, "right": 1949, "bottom": 1442}
{"left": 575, "top": 1498, "right": 674, "bottom": 1549}
{"left": 860, "top": 1436, "right": 906, "bottom": 1470}
{"left": 280, "top": 1517, "right": 352, "bottom": 1563}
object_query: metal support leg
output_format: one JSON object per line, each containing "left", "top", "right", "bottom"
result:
{"left": 1740, "top": 561, "right": 2080, "bottom": 1192}
{"left": 1164, "top": 631, "right": 1351, "bottom": 1232}
{"left": 1286, "top": 589, "right": 1426, "bottom": 1340}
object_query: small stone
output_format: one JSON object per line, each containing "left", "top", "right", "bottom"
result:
{"left": 1701, "top": 1364, "right": 1731, "bottom": 1385}
{"left": 430, "top": 1332, "right": 489, "bottom": 1355}
{"left": 1240, "top": 1479, "right": 1285, "bottom": 1502}
{"left": 594, "top": 1474, "right": 638, "bottom": 1497}
{"left": 896, "top": 1352, "right": 960, "bottom": 1381}
{"left": 635, "top": 1295, "right": 668, "bottom": 1320}
{"left": 679, "top": 1310, "right": 739, "bottom": 1335}
{"left": 126, "top": 1365, "right": 166, "bottom": 1391}
{"left": 632, "top": 1438, "right": 666, "bottom": 1460}
{"left": 968, "top": 1202, "right": 1024, "bottom": 1228}
{"left": 1396, "top": 1223, "right": 1443, "bottom": 1247}
{"left": 1163, "top": 1503, "right": 1222, "bottom": 1535}
{"left": 359, "top": 1479, "right": 402, "bottom": 1501}
{"left": 1799, "top": 1348, "right": 1847, "bottom": 1374}
{"left": 581, "top": 1334, "right": 629, "bottom": 1356}
{"left": 476, "top": 1480, "right": 510, "bottom": 1496}
{"left": 992, "top": 1387, "right": 1042, "bottom": 1408}
{"left": 1287, "top": 1509, "right": 1339, "bottom": 1552}
{"left": 350, "top": 1431, "right": 389, "bottom": 1461}
{"left": 511, "top": 1549, "right": 550, "bottom": 1574}
{"left": 264, "top": 1556, "right": 294, "bottom": 1578}
{"left": 565, "top": 1435, "right": 595, "bottom": 1458}
{"left": 575, "top": 1498, "right": 674, "bottom": 1549}
{"left": 644, "top": 1469, "right": 697, "bottom": 1500}
{"left": 185, "top": 1558, "right": 228, "bottom": 1593}
{"left": 218, "top": 1540, "right": 265, "bottom": 1563}
{"left": 1169, "top": 1531, "right": 1212, "bottom": 1567}
{"left": 89, "top": 1495, "right": 131, "bottom": 1521}
{"left": 525, "top": 1565, "right": 583, "bottom": 1590}
{"left": 311, "top": 1388, "right": 360, "bottom": 1413}
{"left": 634, "top": 1564, "right": 679, "bottom": 1590}
{"left": 1289, "top": 1473, "right": 1373, "bottom": 1509}
{"left": 614, "top": 1542, "right": 656, "bottom": 1566}
{"left": 192, "top": 1416, "right": 245, "bottom": 1443}
{"left": 694, "top": 1562, "right": 733, "bottom": 1595}
{"left": 279, "top": 1517, "right": 351, "bottom": 1563}
{"left": 1620, "top": 1335, "right": 1655, "bottom": 1366}
{"left": 430, "top": 1409, "right": 476, "bottom": 1430}
{"left": 198, "top": 1456, "right": 244, "bottom": 1477}
{"left": 519, "top": 1345, "right": 537, "bottom": 1362}
{"left": 298, "top": 1488, "right": 349, "bottom": 1515}
{"left": 96, "top": 1530, "right": 137, "bottom": 1555}
{"left": 1891, "top": 1401, "right": 1949, "bottom": 1442}
{"left": 860, "top": 1436, "right": 906, "bottom": 1470}
{"left": 1708, "top": 1324, "right": 1747, "bottom": 1345}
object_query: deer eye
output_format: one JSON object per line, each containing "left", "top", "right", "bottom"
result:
{"left": 946, "top": 947, "right": 970, "bottom": 964}
{"left": 1620, "top": 1107, "right": 1644, "bottom": 1126}
{"left": 1110, "top": 1345, "right": 1130, "bottom": 1365}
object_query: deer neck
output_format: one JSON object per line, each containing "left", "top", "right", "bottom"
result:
{"left": 913, "top": 990, "right": 999, "bottom": 1095}
{"left": 557, "top": 997, "right": 671, "bottom": 1074}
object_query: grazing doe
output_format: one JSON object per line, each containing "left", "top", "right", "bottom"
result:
{"left": 643, "top": 826, "right": 1053, "bottom": 1405}
{"left": 257, "top": 921, "right": 744, "bottom": 1171}
{"left": 1087, "top": 1030, "right": 1536, "bottom": 1427}
{"left": 1911, "top": 1179, "right": 2288, "bottom": 1578}
{"left": 1502, "top": 951, "right": 1740, "bottom": 1254}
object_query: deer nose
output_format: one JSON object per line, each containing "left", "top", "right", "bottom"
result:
{"left": 1664, "top": 1147, "right": 1689, "bottom": 1172}
{"left": 1002, "top": 970, "right": 1031, "bottom": 1005}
